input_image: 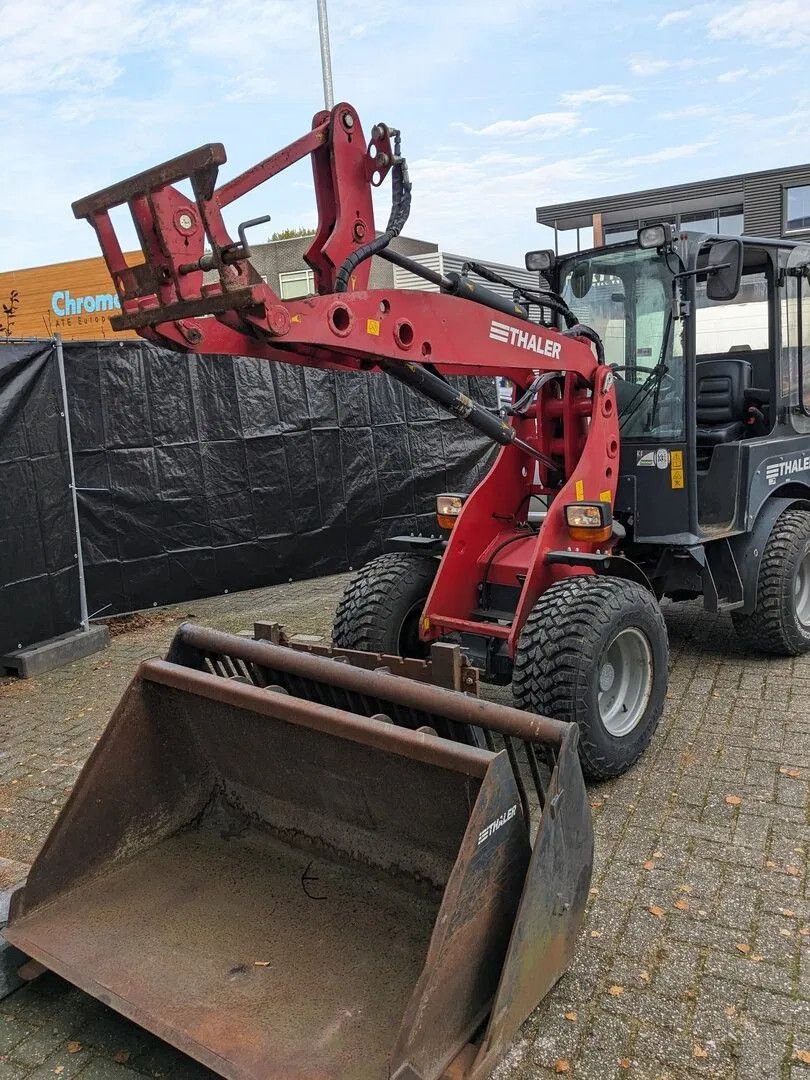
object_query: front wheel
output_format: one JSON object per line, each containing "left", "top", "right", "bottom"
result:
{"left": 332, "top": 552, "right": 437, "bottom": 656}
{"left": 513, "top": 576, "right": 669, "bottom": 781}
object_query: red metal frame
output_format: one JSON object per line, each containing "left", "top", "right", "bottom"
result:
{"left": 73, "top": 102, "right": 620, "bottom": 657}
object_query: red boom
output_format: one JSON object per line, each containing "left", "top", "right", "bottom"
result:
{"left": 72, "top": 102, "right": 620, "bottom": 656}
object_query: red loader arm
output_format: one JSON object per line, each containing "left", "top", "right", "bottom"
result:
{"left": 72, "top": 103, "right": 620, "bottom": 655}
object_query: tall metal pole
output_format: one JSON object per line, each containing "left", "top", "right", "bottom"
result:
{"left": 55, "top": 335, "right": 89, "bottom": 633}
{"left": 316, "top": 0, "right": 335, "bottom": 110}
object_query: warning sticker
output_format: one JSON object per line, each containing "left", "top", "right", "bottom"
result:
{"left": 599, "top": 490, "right": 612, "bottom": 503}
{"left": 575, "top": 479, "right": 584, "bottom": 501}
{"left": 636, "top": 450, "right": 655, "bottom": 467}
{"left": 671, "top": 449, "right": 684, "bottom": 489}
{"left": 655, "top": 448, "right": 670, "bottom": 470}
{"left": 366, "top": 318, "right": 381, "bottom": 336}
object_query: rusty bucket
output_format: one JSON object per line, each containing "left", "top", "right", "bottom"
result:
{"left": 3, "top": 625, "right": 592, "bottom": 1080}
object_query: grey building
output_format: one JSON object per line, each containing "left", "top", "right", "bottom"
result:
{"left": 536, "top": 162, "right": 810, "bottom": 250}
{"left": 248, "top": 233, "right": 537, "bottom": 302}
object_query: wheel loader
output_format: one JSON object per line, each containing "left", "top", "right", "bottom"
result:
{"left": 4, "top": 101, "right": 810, "bottom": 1078}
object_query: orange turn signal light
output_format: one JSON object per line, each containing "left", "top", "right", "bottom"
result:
{"left": 436, "top": 493, "right": 465, "bottom": 530}
{"left": 565, "top": 501, "right": 612, "bottom": 543}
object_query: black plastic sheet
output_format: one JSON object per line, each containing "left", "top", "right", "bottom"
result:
{"left": 65, "top": 341, "right": 496, "bottom": 617}
{"left": 0, "top": 342, "right": 80, "bottom": 655}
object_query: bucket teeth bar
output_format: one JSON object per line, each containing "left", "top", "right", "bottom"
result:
{"left": 3, "top": 625, "right": 593, "bottom": 1080}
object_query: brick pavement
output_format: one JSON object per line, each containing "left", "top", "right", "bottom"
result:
{"left": 0, "top": 577, "right": 808, "bottom": 1079}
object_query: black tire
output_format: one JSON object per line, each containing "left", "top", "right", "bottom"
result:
{"left": 731, "top": 508, "right": 810, "bottom": 656}
{"left": 332, "top": 553, "right": 437, "bottom": 656}
{"left": 513, "top": 576, "right": 668, "bottom": 781}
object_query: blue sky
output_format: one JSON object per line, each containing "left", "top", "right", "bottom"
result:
{"left": 1, "top": 0, "right": 808, "bottom": 272}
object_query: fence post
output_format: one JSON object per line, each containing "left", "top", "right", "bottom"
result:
{"left": 54, "top": 336, "right": 89, "bottom": 633}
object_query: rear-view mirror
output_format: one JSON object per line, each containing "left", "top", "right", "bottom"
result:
{"left": 706, "top": 239, "right": 743, "bottom": 302}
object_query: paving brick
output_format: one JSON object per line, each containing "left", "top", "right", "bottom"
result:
{"left": 0, "top": 587, "right": 807, "bottom": 1078}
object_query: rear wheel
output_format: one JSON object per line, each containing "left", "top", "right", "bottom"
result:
{"left": 731, "top": 508, "right": 810, "bottom": 656}
{"left": 332, "top": 553, "right": 437, "bottom": 657}
{"left": 513, "top": 576, "right": 668, "bottom": 780}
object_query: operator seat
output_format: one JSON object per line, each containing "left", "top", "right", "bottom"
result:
{"left": 695, "top": 358, "right": 752, "bottom": 446}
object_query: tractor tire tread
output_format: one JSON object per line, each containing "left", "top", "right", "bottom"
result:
{"left": 513, "top": 576, "right": 667, "bottom": 781}
{"left": 731, "top": 508, "right": 810, "bottom": 656}
{"left": 332, "top": 552, "right": 437, "bottom": 653}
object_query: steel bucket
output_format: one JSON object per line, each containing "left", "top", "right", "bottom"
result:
{"left": 4, "top": 625, "right": 592, "bottom": 1080}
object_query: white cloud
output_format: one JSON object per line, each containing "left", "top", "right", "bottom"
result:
{"left": 718, "top": 67, "right": 749, "bottom": 82}
{"left": 658, "top": 8, "right": 696, "bottom": 27}
{"left": 455, "top": 113, "right": 582, "bottom": 138}
{"left": 560, "top": 85, "right": 634, "bottom": 107}
{"left": 623, "top": 141, "right": 714, "bottom": 167}
{"left": 656, "top": 104, "right": 717, "bottom": 120}
{"left": 709, "top": 0, "right": 810, "bottom": 48}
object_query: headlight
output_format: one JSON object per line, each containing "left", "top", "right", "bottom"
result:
{"left": 436, "top": 493, "right": 466, "bottom": 530}
{"left": 637, "top": 223, "right": 674, "bottom": 250}
{"left": 565, "top": 501, "right": 612, "bottom": 542}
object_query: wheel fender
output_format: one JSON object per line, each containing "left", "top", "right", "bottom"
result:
{"left": 730, "top": 497, "right": 810, "bottom": 614}
{"left": 598, "top": 555, "right": 654, "bottom": 595}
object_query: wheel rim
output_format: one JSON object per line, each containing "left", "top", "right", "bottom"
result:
{"left": 795, "top": 551, "right": 810, "bottom": 629}
{"left": 598, "top": 626, "right": 654, "bottom": 737}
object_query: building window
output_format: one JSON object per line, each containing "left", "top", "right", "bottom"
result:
{"left": 719, "top": 205, "right": 744, "bottom": 235}
{"left": 279, "top": 269, "right": 315, "bottom": 299}
{"left": 785, "top": 185, "right": 810, "bottom": 234}
{"left": 603, "top": 222, "right": 639, "bottom": 245}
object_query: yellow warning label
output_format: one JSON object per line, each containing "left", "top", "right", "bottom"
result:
{"left": 599, "top": 490, "right": 612, "bottom": 503}
{"left": 421, "top": 616, "right": 431, "bottom": 632}
{"left": 671, "top": 449, "right": 684, "bottom": 488}
{"left": 575, "top": 480, "right": 584, "bottom": 501}
{"left": 366, "top": 318, "right": 381, "bottom": 336}
{"left": 290, "top": 313, "right": 302, "bottom": 324}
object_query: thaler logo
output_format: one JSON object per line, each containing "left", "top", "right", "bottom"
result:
{"left": 765, "top": 453, "right": 810, "bottom": 486}
{"left": 477, "top": 804, "right": 517, "bottom": 846}
{"left": 489, "top": 320, "right": 562, "bottom": 359}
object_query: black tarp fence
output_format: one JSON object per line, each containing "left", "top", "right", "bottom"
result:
{"left": 64, "top": 340, "right": 495, "bottom": 618}
{"left": 0, "top": 341, "right": 82, "bottom": 655}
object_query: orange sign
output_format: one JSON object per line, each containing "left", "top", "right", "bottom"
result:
{"left": 0, "top": 253, "right": 141, "bottom": 341}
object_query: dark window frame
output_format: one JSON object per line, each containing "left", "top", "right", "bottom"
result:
{"left": 783, "top": 183, "right": 810, "bottom": 237}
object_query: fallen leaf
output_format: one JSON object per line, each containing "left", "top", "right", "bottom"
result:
{"left": 590, "top": 798, "right": 603, "bottom": 809}
{"left": 785, "top": 865, "right": 801, "bottom": 877}
{"left": 618, "top": 1058, "right": 632, "bottom": 1069}
{"left": 780, "top": 928, "right": 793, "bottom": 938}
{"left": 649, "top": 904, "right": 665, "bottom": 918}
{"left": 679, "top": 883, "right": 693, "bottom": 894}
{"left": 766, "top": 860, "right": 777, "bottom": 869}
{"left": 653, "top": 850, "right": 664, "bottom": 858}
{"left": 66, "top": 1042, "right": 82, "bottom": 1054}
{"left": 639, "top": 970, "right": 651, "bottom": 985}
{"left": 608, "top": 984, "right": 624, "bottom": 997}
{"left": 779, "top": 908, "right": 796, "bottom": 918}
{"left": 253, "top": 960, "right": 271, "bottom": 967}
{"left": 751, "top": 954, "right": 764, "bottom": 962}
{"left": 54, "top": 1069, "right": 65, "bottom": 1077}
{"left": 724, "top": 1004, "right": 737, "bottom": 1018}
{"left": 794, "top": 1049, "right": 810, "bottom": 1064}
{"left": 564, "top": 1010, "right": 577, "bottom": 1022}
{"left": 554, "top": 1060, "right": 571, "bottom": 1074}
{"left": 800, "top": 927, "right": 810, "bottom": 937}
{"left": 735, "top": 943, "right": 751, "bottom": 954}
{"left": 779, "top": 767, "right": 801, "bottom": 779}
{"left": 724, "top": 794, "right": 742, "bottom": 806}
{"left": 674, "top": 898, "right": 689, "bottom": 911}
{"left": 591, "top": 930, "right": 603, "bottom": 938}
{"left": 643, "top": 860, "right": 656, "bottom": 871}
{"left": 693, "top": 1044, "right": 709, "bottom": 1059}
{"left": 113, "top": 1051, "right": 130, "bottom": 1064}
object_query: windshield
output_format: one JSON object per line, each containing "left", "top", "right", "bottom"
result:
{"left": 559, "top": 246, "right": 684, "bottom": 440}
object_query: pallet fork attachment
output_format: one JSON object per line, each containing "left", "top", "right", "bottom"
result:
{"left": 4, "top": 625, "right": 592, "bottom": 1080}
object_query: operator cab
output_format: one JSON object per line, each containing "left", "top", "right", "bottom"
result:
{"left": 550, "top": 228, "right": 810, "bottom": 546}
